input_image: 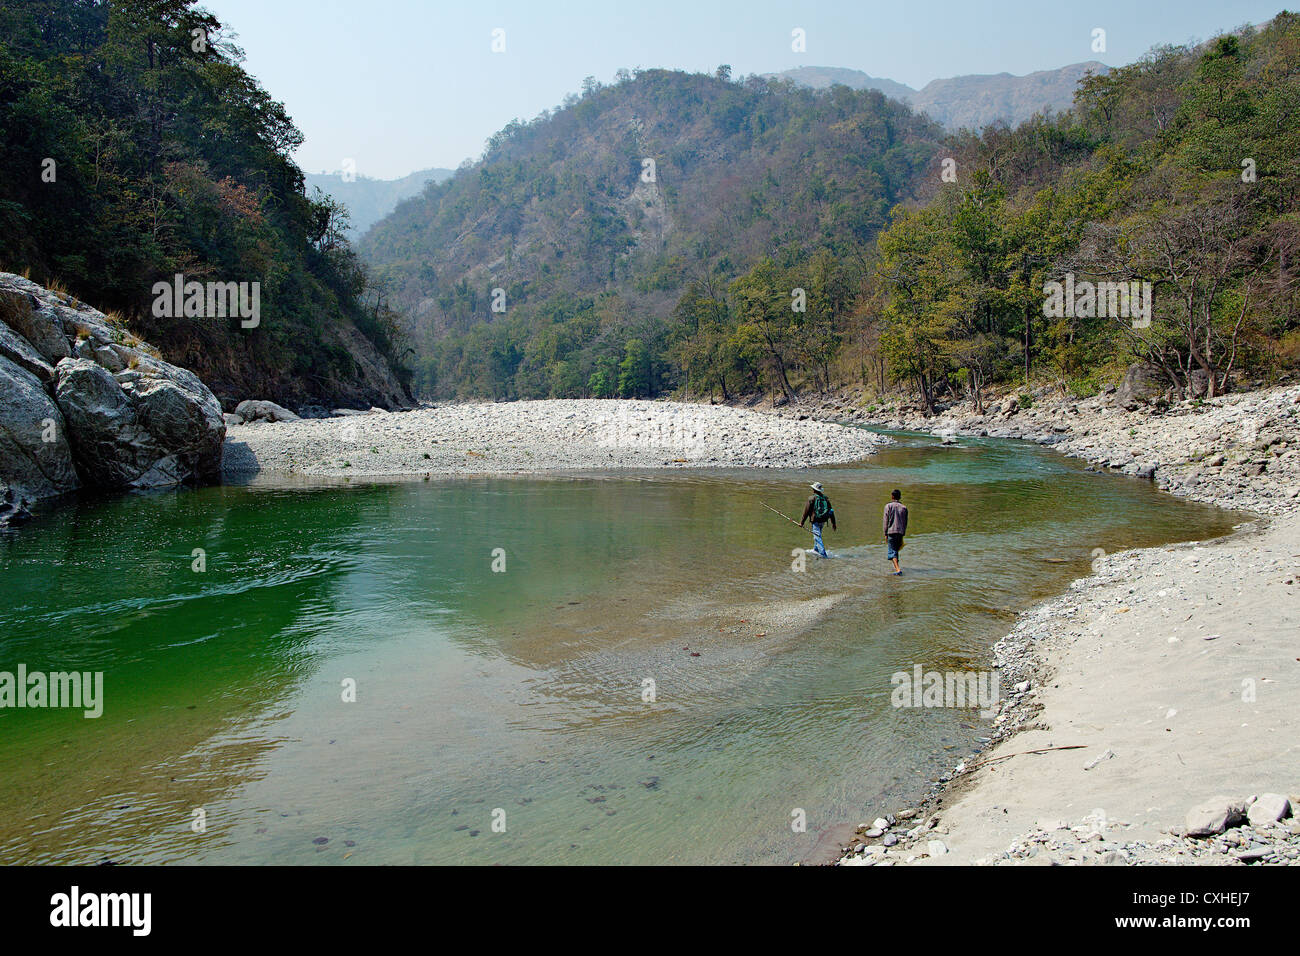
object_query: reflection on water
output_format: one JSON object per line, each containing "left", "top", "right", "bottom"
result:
{"left": 0, "top": 433, "right": 1244, "bottom": 864}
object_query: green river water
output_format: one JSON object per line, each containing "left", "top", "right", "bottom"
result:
{"left": 0, "top": 432, "right": 1242, "bottom": 865}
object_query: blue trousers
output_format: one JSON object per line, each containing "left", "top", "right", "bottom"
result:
{"left": 811, "top": 522, "right": 828, "bottom": 557}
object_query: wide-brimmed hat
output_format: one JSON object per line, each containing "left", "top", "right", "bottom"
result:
{"left": 809, "top": 482, "right": 824, "bottom": 493}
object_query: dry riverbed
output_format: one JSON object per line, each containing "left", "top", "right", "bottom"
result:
{"left": 221, "top": 399, "right": 888, "bottom": 480}
{"left": 781, "top": 383, "right": 1300, "bottom": 867}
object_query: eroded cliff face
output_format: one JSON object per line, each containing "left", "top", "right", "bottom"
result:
{"left": 167, "top": 314, "right": 414, "bottom": 417}
{"left": 0, "top": 273, "right": 225, "bottom": 524}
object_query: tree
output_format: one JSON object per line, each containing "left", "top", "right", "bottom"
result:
{"left": 0, "top": 0, "right": 412, "bottom": 407}
{"left": 730, "top": 259, "right": 800, "bottom": 400}
{"left": 876, "top": 203, "right": 963, "bottom": 414}
{"left": 617, "top": 338, "right": 652, "bottom": 397}
{"left": 1083, "top": 187, "right": 1281, "bottom": 397}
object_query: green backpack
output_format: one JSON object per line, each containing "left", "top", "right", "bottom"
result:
{"left": 812, "top": 493, "right": 833, "bottom": 523}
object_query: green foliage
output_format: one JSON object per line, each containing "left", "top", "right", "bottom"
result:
{"left": 617, "top": 338, "right": 651, "bottom": 397}
{"left": 866, "top": 13, "right": 1300, "bottom": 406}
{"left": 379, "top": 20, "right": 1300, "bottom": 407}
{"left": 0, "top": 0, "right": 410, "bottom": 406}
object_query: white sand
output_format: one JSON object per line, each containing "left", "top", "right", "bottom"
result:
{"left": 907, "top": 519, "right": 1299, "bottom": 865}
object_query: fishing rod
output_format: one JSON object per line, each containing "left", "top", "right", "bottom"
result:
{"left": 761, "top": 501, "right": 815, "bottom": 536}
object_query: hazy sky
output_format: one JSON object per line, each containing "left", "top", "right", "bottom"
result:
{"left": 198, "top": 0, "right": 1282, "bottom": 179}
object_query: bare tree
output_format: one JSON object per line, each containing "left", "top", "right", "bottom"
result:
{"left": 1076, "top": 184, "right": 1285, "bottom": 397}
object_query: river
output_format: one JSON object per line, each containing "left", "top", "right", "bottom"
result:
{"left": 0, "top": 432, "right": 1242, "bottom": 864}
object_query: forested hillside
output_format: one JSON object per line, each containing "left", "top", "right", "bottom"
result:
{"left": 0, "top": 0, "right": 412, "bottom": 409}
{"left": 867, "top": 16, "right": 1300, "bottom": 412}
{"left": 361, "top": 68, "right": 942, "bottom": 400}
{"left": 367, "top": 14, "right": 1300, "bottom": 408}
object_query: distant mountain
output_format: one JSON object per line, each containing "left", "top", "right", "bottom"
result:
{"left": 774, "top": 66, "right": 915, "bottom": 102}
{"left": 306, "top": 167, "right": 454, "bottom": 239}
{"left": 773, "top": 61, "right": 1110, "bottom": 130}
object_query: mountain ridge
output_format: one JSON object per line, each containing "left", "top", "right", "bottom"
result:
{"left": 359, "top": 68, "right": 944, "bottom": 399}
{"left": 772, "top": 60, "right": 1110, "bottom": 129}
{"left": 305, "top": 166, "right": 455, "bottom": 239}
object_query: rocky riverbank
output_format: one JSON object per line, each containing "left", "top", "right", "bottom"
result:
{"left": 772, "top": 382, "right": 1300, "bottom": 867}
{"left": 0, "top": 274, "right": 225, "bottom": 526}
{"left": 766, "top": 381, "right": 1300, "bottom": 516}
{"left": 221, "top": 398, "right": 890, "bottom": 480}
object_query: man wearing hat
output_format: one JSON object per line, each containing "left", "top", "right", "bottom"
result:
{"left": 799, "top": 482, "right": 836, "bottom": 558}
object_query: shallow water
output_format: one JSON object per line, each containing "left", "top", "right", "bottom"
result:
{"left": 0, "top": 432, "right": 1243, "bottom": 864}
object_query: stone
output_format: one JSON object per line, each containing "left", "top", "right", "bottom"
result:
{"left": 93, "top": 344, "right": 125, "bottom": 373}
{"left": 126, "top": 375, "right": 223, "bottom": 471}
{"left": 927, "top": 839, "right": 948, "bottom": 856}
{"left": 1185, "top": 796, "right": 1249, "bottom": 838}
{"left": 1116, "top": 363, "right": 1165, "bottom": 406}
{"left": 1, "top": 273, "right": 224, "bottom": 502}
{"left": 0, "top": 484, "right": 34, "bottom": 527}
{"left": 0, "top": 287, "right": 71, "bottom": 364}
{"left": 1083, "top": 749, "right": 1115, "bottom": 771}
{"left": 55, "top": 358, "right": 158, "bottom": 487}
{"left": 235, "top": 399, "right": 301, "bottom": 423}
{"left": 0, "top": 356, "right": 79, "bottom": 501}
{"left": 55, "top": 355, "right": 224, "bottom": 490}
{"left": 1246, "top": 793, "right": 1291, "bottom": 826}
{"left": 0, "top": 319, "right": 56, "bottom": 384}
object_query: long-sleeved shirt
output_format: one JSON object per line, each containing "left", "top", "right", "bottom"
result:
{"left": 800, "top": 495, "right": 836, "bottom": 528}
{"left": 883, "top": 500, "right": 908, "bottom": 536}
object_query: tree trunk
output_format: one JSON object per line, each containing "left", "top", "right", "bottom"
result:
{"left": 1024, "top": 306, "right": 1032, "bottom": 384}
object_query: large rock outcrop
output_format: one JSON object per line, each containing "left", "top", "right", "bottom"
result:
{"left": 0, "top": 273, "right": 225, "bottom": 522}
{"left": 0, "top": 356, "right": 79, "bottom": 500}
